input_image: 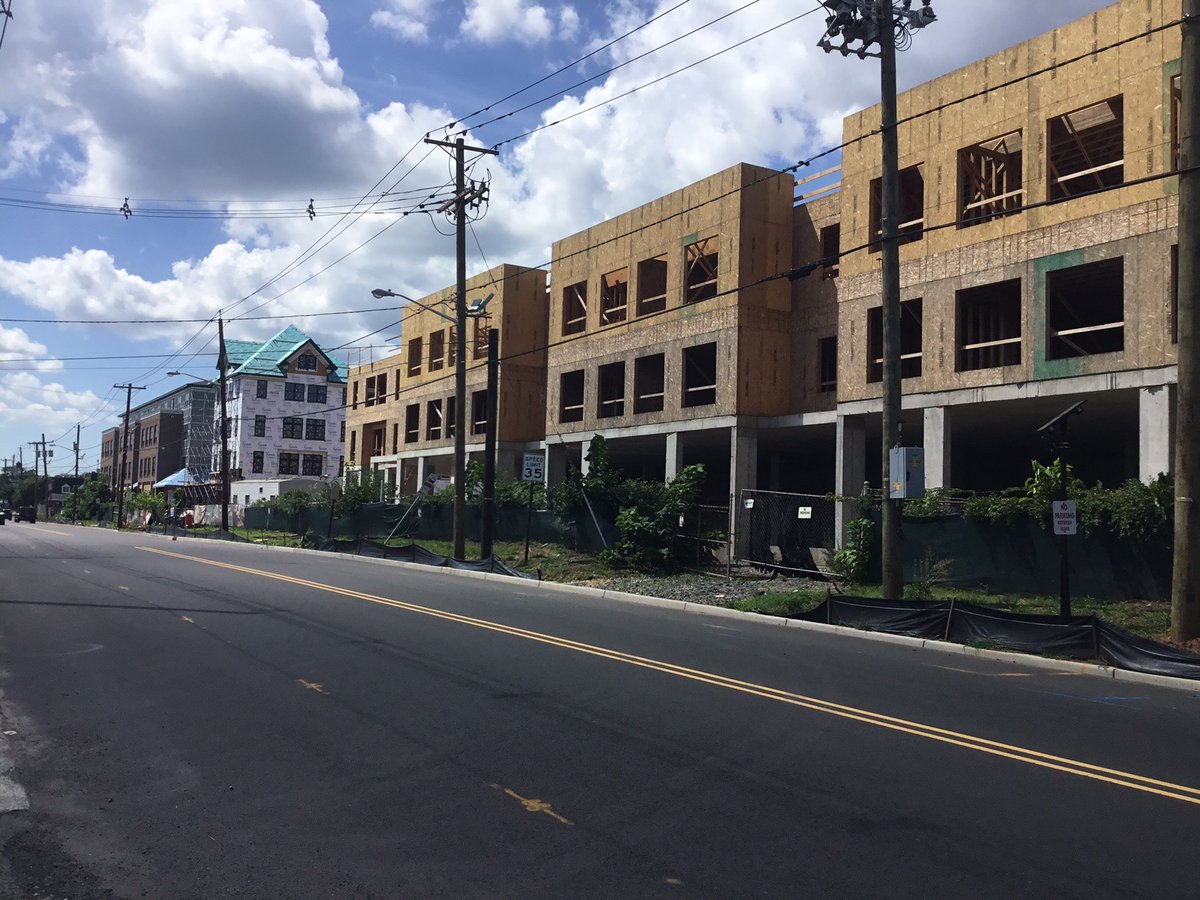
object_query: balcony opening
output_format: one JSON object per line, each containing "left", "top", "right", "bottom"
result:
{"left": 959, "top": 130, "right": 1023, "bottom": 226}
{"left": 956, "top": 279, "right": 1022, "bottom": 371}
{"left": 869, "top": 165, "right": 924, "bottom": 251}
{"left": 404, "top": 403, "right": 419, "bottom": 443}
{"left": 682, "top": 342, "right": 717, "bottom": 407}
{"left": 562, "top": 281, "right": 587, "bottom": 335}
{"left": 429, "top": 330, "right": 445, "bottom": 372}
{"left": 867, "top": 299, "right": 923, "bottom": 383}
{"left": 684, "top": 237, "right": 719, "bottom": 304}
{"left": 471, "top": 389, "right": 488, "bottom": 436}
{"left": 1048, "top": 96, "right": 1124, "bottom": 200}
{"left": 473, "top": 319, "right": 491, "bottom": 360}
{"left": 1046, "top": 258, "right": 1124, "bottom": 359}
{"left": 560, "top": 370, "right": 584, "bottom": 424}
{"left": 820, "top": 224, "right": 840, "bottom": 278}
{"left": 818, "top": 336, "right": 838, "bottom": 392}
{"left": 600, "top": 267, "right": 629, "bottom": 326}
{"left": 597, "top": 361, "right": 626, "bottom": 419}
{"left": 633, "top": 353, "right": 665, "bottom": 414}
{"left": 637, "top": 255, "right": 668, "bottom": 316}
{"left": 426, "top": 399, "right": 443, "bottom": 440}
{"left": 1172, "top": 75, "right": 1182, "bottom": 172}
{"left": 407, "top": 336, "right": 422, "bottom": 377}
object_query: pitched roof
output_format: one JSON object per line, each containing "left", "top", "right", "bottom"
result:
{"left": 226, "top": 325, "right": 346, "bottom": 383}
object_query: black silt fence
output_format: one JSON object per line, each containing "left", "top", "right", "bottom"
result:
{"left": 735, "top": 490, "right": 836, "bottom": 575}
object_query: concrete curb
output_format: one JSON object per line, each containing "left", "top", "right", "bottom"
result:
{"left": 142, "top": 529, "right": 1200, "bottom": 695}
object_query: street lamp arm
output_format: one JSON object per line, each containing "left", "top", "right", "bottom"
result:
{"left": 371, "top": 287, "right": 457, "bottom": 324}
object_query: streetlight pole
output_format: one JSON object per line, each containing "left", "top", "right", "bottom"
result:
{"left": 817, "top": 0, "right": 936, "bottom": 600}
{"left": 113, "top": 382, "right": 145, "bottom": 529}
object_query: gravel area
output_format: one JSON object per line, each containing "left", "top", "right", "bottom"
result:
{"left": 565, "top": 569, "right": 827, "bottom": 607}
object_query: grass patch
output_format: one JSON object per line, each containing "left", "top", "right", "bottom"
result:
{"left": 379, "top": 537, "right": 618, "bottom": 582}
{"left": 725, "top": 591, "right": 827, "bottom": 618}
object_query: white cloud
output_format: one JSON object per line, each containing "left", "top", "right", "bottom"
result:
{"left": 0, "top": 371, "right": 111, "bottom": 438}
{"left": 0, "top": 326, "right": 60, "bottom": 372}
{"left": 462, "top": 0, "right": 579, "bottom": 45}
{"left": 371, "top": 0, "right": 438, "bottom": 42}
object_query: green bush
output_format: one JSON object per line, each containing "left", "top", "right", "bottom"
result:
{"left": 602, "top": 464, "right": 707, "bottom": 572}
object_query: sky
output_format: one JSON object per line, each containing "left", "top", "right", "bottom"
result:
{"left": 0, "top": 0, "right": 1119, "bottom": 476}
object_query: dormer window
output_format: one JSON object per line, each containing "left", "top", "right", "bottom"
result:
{"left": 297, "top": 352, "right": 318, "bottom": 371}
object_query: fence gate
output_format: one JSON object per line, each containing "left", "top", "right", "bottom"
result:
{"left": 736, "top": 490, "right": 836, "bottom": 576}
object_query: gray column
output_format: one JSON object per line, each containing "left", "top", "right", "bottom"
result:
{"left": 729, "top": 424, "right": 759, "bottom": 499}
{"left": 414, "top": 456, "right": 426, "bottom": 491}
{"left": 547, "top": 443, "right": 567, "bottom": 485}
{"left": 835, "top": 413, "right": 867, "bottom": 548}
{"left": 665, "top": 432, "right": 683, "bottom": 481}
{"left": 1139, "top": 384, "right": 1175, "bottom": 482}
{"left": 923, "top": 406, "right": 952, "bottom": 490}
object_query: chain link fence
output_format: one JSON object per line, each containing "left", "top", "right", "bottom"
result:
{"left": 735, "top": 490, "right": 836, "bottom": 576}
{"left": 677, "top": 503, "right": 732, "bottom": 570}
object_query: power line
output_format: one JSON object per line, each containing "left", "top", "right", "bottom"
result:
{"left": 0, "top": 304, "right": 409, "bottom": 325}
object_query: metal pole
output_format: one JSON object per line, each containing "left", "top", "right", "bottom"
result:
{"left": 878, "top": 0, "right": 904, "bottom": 601}
{"left": 524, "top": 480, "right": 533, "bottom": 566}
{"left": 452, "top": 138, "right": 468, "bottom": 560}
{"left": 480, "top": 328, "right": 499, "bottom": 560}
{"left": 72, "top": 423, "right": 80, "bottom": 525}
{"left": 218, "top": 316, "right": 230, "bottom": 534}
{"left": 1058, "top": 433, "right": 1071, "bottom": 618}
{"left": 115, "top": 384, "right": 136, "bottom": 529}
{"left": 1173, "top": 0, "right": 1200, "bottom": 641}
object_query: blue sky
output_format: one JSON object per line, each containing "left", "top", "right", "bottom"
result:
{"left": 0, "top": 0, "right": 1116, "bottom": 475}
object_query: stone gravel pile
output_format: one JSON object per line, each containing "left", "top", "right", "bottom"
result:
{"left": 565, "top": 570, "right": 827, "bottom": 608}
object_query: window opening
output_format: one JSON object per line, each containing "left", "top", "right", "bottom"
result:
{"left": 426, "top": 399, "right": 443, "bottom": 440}
{"left": 282, "top": 416, "right": 303, "bottom": 439}
{"left": 447, "top": 396, "right": 456, "bottom": 438}
{"left": 956, "top": 280, "right": 1022, "bottom": 371}
{"left": 284, "top": 383, "right": 305, "bottom": 402}
{"left": 252, "top": 451, "right": 264, "bottom": 474}
{"left": 560, "top": 370, "right": 584, "bottom": 424}
{"left": 407, "top": 336, "right": 423, "bottom": 377}
{"left": 448, "top": 326, "right": 457, "bottom": 366}
{"left": 818, "top": 337, "right": 838, "bottom": 392}
{"left": 471, "top": 390, "right": 488, "bottom": 435}
{"left": 1046, "top": 258, "right": 1124, "bottom": 359}
{"left": 597, "top": 362, "right": 626, "bottom": 418}
{"left": 682, "top": 343, "right": 717, "bottom": 407}
{"left": 1048, "top": 96, "right": 1124, "bottom": 200}
{"left": 278, "top": 452, "right": 300, "bottom": 475}
{"left": 683, "top": 237, "right": 719, "bottom": 304}
{"left": 869, "top": 166, "right": 924, "bottom": 251}
{"left": 959, "top": 131, "right": 1023, "bottom": 226}
{"left": 1172, "top": 74, "right": 1182, "bottom": 172}
{"left": 305, "top": 418, "right": 326, "bottom": 441}
{"left": 600, "top": 268, "right": 629, "bottom": 326}
{"left": 392, "top": 423, "right": 399, "bottom": 453}
{"left": 297, "top": 353, "right": 317, "bottom": 371}
{"left": 562, "top": 281, "right": 588, "bottom": 335}
{"left": 254, "top": 415, "right": 266, "bottom": 437}
{"left": 633, "top": 354, "right": 665, "bottom": 414}
{"left": 307, "top": 384, "right": 328, "bottom": 404}
{"left": 474, "top": 319, "right": 490, "bottom": 360}
{"left": 820, "top": 224, "right": 841, "bottom": 278}
{"left": 256, "top": 380, "right": 268, "bottom": 399}
{"left": 867, "top": 299, "right": 923, "bottom": 382}
{"left": 404, "top": 404, "right": 420, "bottom": 443}
{"left": 429, "top": 330, "right": 445, "bottom": 372}
{"left": 302, "top": 454, "right": 323, "bottom": 477}
{"left": 637, "top": 255, "right": 668, "bottom": 315}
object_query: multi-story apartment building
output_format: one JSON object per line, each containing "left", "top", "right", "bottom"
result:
{"left": 345, "top": 0, "right": 1183, "bottom": 535}
{"left": 219, "top": 325, "right": 348, "bottom": 489}
{"left": 100, "top": 382, "right": 215, "bottom": 490}
{"left": 345, "top": 264, "right": 549, "bottom": 495}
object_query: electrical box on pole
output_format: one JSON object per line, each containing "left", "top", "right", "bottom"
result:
{"left": 888, "top": 447, "right": 925, "bottom": 499}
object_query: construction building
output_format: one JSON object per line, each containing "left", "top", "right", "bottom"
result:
{"left": 344, "top": 264, "right": 549, "bottom": 494}
{"left": 100, "top": 382, "right": 216, "bottom": 492}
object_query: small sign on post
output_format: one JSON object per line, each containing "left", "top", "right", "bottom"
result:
{"left": 521, "top": 452, "right": 545, "bottom": 483}
{"left": 1052, "top": 500, "right": 1077, "bottom": 536}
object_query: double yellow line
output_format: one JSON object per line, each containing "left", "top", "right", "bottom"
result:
{"left": 138, "top": 545, "right": 1200, "bottom": 807}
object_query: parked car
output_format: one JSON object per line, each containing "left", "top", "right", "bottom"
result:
{"left": 15, "top": 506, "right": 36, "bottom": 523}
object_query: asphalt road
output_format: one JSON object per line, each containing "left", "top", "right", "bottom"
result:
{"left": 0, "top": 522, "right": 1198, "bottom": 899}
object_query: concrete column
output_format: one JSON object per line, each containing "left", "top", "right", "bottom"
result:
{"left": 665, "top": 432, "right": 683, "bottom": 481}
{"left": 729, "top": 424, "right": 758, "bottom": 560}
{"left": 496, "top": 448, "right": 519, "bottom": 479}
{"left": 546, "top": 443, "right": 567, "bottom": 486}
{"left": 1139, "top": 384, "right": 1175, "bottom": 482}
{"left": 923, "top": 406, "right": 952, "bottom": 490}
{"left": 835, "top": 413, "right": 867, "bottom": 548}
{"left": 414, "top": 456, "right": 426, "bottom": 491}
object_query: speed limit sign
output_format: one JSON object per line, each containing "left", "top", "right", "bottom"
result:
{"left": 522, "top": 452, "right": 545, "bottom": 482}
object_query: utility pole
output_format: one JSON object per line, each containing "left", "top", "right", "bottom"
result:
{"left": 424, "top": 134, "right": 497, "bottom": 560}
{"left": 113, "top": 383, "right": 145, "bottom": 530}
{"left": 218, "top": 315, "right": 231, "bottom": 533}
{"left": 817, "top": 0, "right": 936, "bottom": 600}
{"left": 480, "top": 327, "right": 499, "bottom": 560}
{"left": 26, "top": 436, "right": 45, "bottom": 518}
{"left": 72, "top": 423, "right": 80, "bottom": 525}
{"left": 1174, "top": 0, "right": 1200, "bottom": 641}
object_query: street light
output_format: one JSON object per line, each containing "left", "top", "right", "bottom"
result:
{"left": 168, "top": 369, "right": 229, "bottom": 534}
{"left": 816, "top": 0, "right": 936, "bottom": 602}
{"left": 372, "top": 286, "right": 496, "bottom": 560}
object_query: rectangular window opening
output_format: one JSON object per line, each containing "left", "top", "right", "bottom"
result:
{"left": 429, "top": 330, "right": 445, "bottom": 372}
{"left": 867, "top": 299, "right": 923, "bottom": 383}
{"left": 559, "top": 370, "right": 584, "bottom": 424}
{"left": 252, "top": 451, "right": 264, "bottom": 474}
{"left": 473, "top": 319, "right": 490, "bottom": 360}
{"left": 636, "top": 255, "right": 668, "bottom": 316}
{"left": 404, "top": 404, "right": 420, "bottom": 443}
{"left": 1046, "top": 258, "right": 1125, "bottom": 359}
{"left": 956, "top": 280, "right": 1022, "bottom": 371}
{"left": 683, "top": 237, "right": 719, "bottom": 305}
{"left": 278, "top": 452, "right": 300, "bottom": 476}
{"left": 302, "top": 454, "right": 323, "bottom": 477}
{"left": 282, "top": 416, "right": 303, "bottom": 439}
{"left": 426, "top": 399, "right": 443, "bottom": 440}
{"left": 600, "top": 268, "right": 629, "bottom": 326}
{"left": 407, "top": 336, "right": 423, "bottom": 377}
{"left": 959, "top": 131, "right": 1023, "bottom": 226}
{"left": 633, "top": 354, "right": 665, "bottom": 414}
{"left": 1172, "top": 74, "right": 1182, "bottom": 172}
{"left": 682, "top": 342, "right": 717, "bottom": 407}
{"left": 597, "top": 362, "right": 626, "bottom": 419}
{"left": 447, "top": 395, "right": 456, "bottom": 438}
{"left": 254, "top": 415, "right": 266, "bottom": 437}
{"left": 818, "top": 337, "right": 838, "bottom": 392}
{"left": 562, "top": 281, "right": 588, "bottom": 335}
{"left": 1048, "top": 96, "right": 1124, "bottom": 200}
{"left": 471, "top": 389, "right": 488, "bottom": 436}
{"left": 869, "top": 165, "right": 925, "bottom": 251}
{"left": 820, "top": 224, "right": 840, "bottom": 278}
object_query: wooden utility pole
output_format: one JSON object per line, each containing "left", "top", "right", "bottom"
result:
{"left": 480, "top": 327, "right": 499, "bottom": 560}
{"left": 218, "top": 315, "right": 231, "bottom": 533}
{"left": 1174, "top": 0, "right": 1200, "bottom": 642}
{"left": 878, "top": 0, "right": 903, "bottom": 601}
{"left": 424, "top": 134, "right": 497, "bottom": 560}
{"left": 113, "top": 383, "right": 145, "bottom": 530}
{"left": 72, "top": 422, "right": 80, "bottom": 525}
